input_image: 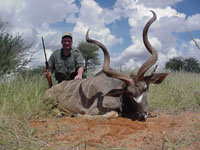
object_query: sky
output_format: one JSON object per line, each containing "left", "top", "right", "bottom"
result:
{"left": 0, "top": 0, "right": 200, "bottom": 71}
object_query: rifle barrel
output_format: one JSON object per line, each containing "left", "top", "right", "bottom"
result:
{"left": 42, "top": 37, "right": 48, "bottom": 62}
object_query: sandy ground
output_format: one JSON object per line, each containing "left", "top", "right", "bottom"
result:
{"left": 30, "top": 112, "right": 200, "bottom": 150}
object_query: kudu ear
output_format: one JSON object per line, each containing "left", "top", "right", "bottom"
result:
{"left": 144, "top": 73, "right": 169, "bottom": 84}
{"left": 104, "top": 89, "right": 125, "bottom": 97}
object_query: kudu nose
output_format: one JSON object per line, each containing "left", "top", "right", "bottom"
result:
{"left": 138, "top": 112, "right": 148, "bottom": 121}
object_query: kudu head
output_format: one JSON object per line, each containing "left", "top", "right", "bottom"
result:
{"left": 86, "top": 11, "right": 169, "bottom": 121}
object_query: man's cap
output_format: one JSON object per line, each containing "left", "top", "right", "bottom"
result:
{"left": 62, "top": 32, "right": 72, "bottom": 39}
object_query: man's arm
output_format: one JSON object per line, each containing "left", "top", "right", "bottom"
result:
{"left": 74, "top": 48, "right": 85, "bottom": 80}
{"left": 74, "top": 66, "right": 84, "bottom": 80}
{"left": 44, "top": 52, "right": 55, "bottom": 79}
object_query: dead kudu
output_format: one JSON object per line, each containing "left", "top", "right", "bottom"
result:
{"left": 43, "top": 11, "right": 168, "bottom": 121}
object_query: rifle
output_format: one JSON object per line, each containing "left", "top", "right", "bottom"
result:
{"left": 42, "top": 37, "right": 53, "bottom": 88}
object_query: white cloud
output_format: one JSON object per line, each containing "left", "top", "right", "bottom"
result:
{"left": 73, "top": 0, "right": 123, "bottom": 48}
{"left": 137, "top": 0, "right": 183, "bottom": 8}
{"left": 185, "top": 14, "right": 200, "bottom": 31}
{"left": 111, "top": 36, "right": 163, "bottom": 69}
{"left": 167, "top": 48, "right": 179, "bottom": 59}
{"left": 182, "top": 38, "right": 200, "bottom": 60}
{"left": 0, "top": 0, "right": 78, "bottom": 46}
{"left": 21, "top": 0, "right": 78, "bottom": 25}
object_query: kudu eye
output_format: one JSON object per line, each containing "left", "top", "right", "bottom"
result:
{"left": 143, "top": 83, "right": 148, "bottom": 91}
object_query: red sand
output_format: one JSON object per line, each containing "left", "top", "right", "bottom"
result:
{"left": 30, "top": 112, "right": 200, "bottom": 150}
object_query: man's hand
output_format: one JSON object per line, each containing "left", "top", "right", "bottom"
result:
{"left": 74, "top": 67, "right": 84, "bottom": 80}
{"left": 44, "top": 69, "right": 51, "bottom": 78}
{"left": 74, "top": 74, "right": 82, "bottom": 80}
{"left": 44, "top": 69, "right": 53, "bottom": 88}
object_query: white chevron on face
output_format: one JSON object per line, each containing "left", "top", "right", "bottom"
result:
{"left": 133, "top": 94, "right": 143, "bottom": 103}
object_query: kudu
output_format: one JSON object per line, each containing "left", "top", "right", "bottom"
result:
{"left": 43, "top": 11, "right": 168, "bottom": 121}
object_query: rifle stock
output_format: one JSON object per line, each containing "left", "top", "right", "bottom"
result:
{"left": 46, "top": 70, "right": 52, "bottom": 88}
{"left": 42, "top": 37, "right": 53, "bottom": 88}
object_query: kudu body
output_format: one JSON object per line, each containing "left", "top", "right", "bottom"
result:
{"left": 43, "top": 11, "right": 168, "bottom": 121}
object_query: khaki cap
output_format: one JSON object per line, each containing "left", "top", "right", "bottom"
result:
{"left": 62, "top": 32, "right": 72, "bottom": 39}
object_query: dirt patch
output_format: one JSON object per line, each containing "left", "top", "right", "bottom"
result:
{"left": 30, "top": 112, "right": 200, "bottom": 150}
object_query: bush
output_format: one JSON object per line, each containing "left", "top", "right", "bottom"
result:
{"left": 165, "top": 57, "right": 200, "bottom": 73}
{"left": 0, "top": 18, "right": 32, "bottom": 76}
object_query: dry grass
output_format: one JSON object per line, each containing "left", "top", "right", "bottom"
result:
{"left": 0, "top": 71, "right": 200, "bottom": 149}
{"left": 148, "top": 71, "right": 200, "bottom": 114}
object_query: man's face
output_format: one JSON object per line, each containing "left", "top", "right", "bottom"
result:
{"left": 61, "top": 37, "right": 72, "bottom": 50}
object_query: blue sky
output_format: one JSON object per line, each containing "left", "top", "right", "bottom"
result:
{"left": 0, "top": 0, "right": 200, "bottom": 71}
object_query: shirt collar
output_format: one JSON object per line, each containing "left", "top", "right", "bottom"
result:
{"left": 61, "top": 48, "right": 71, "bottom": 57}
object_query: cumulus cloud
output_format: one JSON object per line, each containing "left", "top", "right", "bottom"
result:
{"left": 137, "top": 0, "right": 183, "bottom": 8}
{"left": 73, "top": 0, "right": 123, "bottom": 48}
{"left": 184, "top": 14, "right": 200, "bottom": 31}
{"left": 182, "top": 38, "right": 200, "bottom": 59}
{"left": 21, "top": 0, "right": 78, "bottom": 25}
{"left": 111, "top": 36, "right": 163, "bottom": 69}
